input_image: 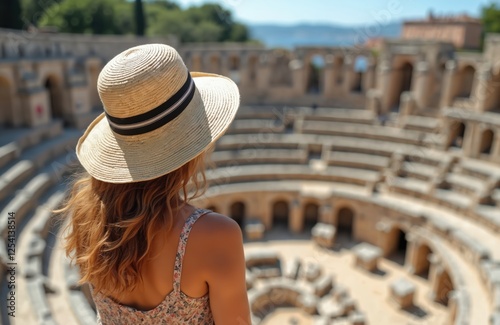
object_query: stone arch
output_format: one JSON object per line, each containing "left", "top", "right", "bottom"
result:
{"left": 388, "top": 226, "right": 408, "bottom": 266}
{"left": 392, "top": 61, "right": 413, "bottom": 109}
{"left": 0, "top": 76, "right": 14, "bottom": 126}
{"left": 229, "top": 55, "right": 240, "bottom": 71}
{"left": 88, "top": 64, "right": 100, "bottom": 110}
{"left": 209, "top": 55, "right": 221, "bottom": 74}
{"left": 269, "top": 51, "right": 292, "bottom": 87}
{"left": 448, "top": 121, "right": 466, "bottom": 149}
{"left": 480, "top": 129, "right": 494, "bottom": 155}
{"left": 307, "top": 54, "right": 325, "bottom": 94}
{"left": 414, "top": 243, "right": 432, "bottom": 278}
{"left": 303, "top": 202, "right": 319, "bottom": 229}
{"left": 272, "top": 199, "right": 289, "bottom": 228}
{"left": 247, "top": 55, "right": 259, "bottom": 86}
{"left": 335, "top": 56, "right": 345, "bottom": 85}
{"left": 351, "top": 55, "right": 368, "bottom": 92}
{"left": 229, "top": 201, "right": 245, "bottom": 228}
{"left": 44, "top": 74, "right": 65, "bottom": 120}
{"left": 191, "top": 55, "right": 203, "bottom": 71}
{"left": 458, "top": 65, "right": 475, "bottom": 98}
{"left": 336, "top": 206, "right": 355, "bottom": 237}
{"left": 435, "top": 269, "right": 454, "bottom": 306}
{"left": 228, "top": 55, "right": 241, "bottom": 84}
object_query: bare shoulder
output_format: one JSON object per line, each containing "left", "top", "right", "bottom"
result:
{"left": 188, "top": 211, "right": 245, "bottom": 280}
{"left": 190, "top": 211, "right": 242, "bottom": 242}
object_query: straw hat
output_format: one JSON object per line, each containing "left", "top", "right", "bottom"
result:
{"left": 76, "top": 43, "right": 240, "bottom": 183}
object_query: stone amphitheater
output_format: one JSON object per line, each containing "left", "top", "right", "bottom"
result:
{"left": 0, "top": 27, "right": 500, "bottom": 325}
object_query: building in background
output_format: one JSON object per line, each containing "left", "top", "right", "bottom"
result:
{"left": 402, "top": 12, "right": 482, "bottom": 50}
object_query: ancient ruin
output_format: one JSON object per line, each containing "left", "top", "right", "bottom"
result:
{"left": 1, "top": 24, "right": 500, "bottom": 324}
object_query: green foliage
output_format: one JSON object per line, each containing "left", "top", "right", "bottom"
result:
{"left": 21, "top": 0, "right": 62, "bottom": 26}
{"left": 146, "top": 2, "right": 249, "bottom": 42}
{"left": 482, "top": 3, "right": 500, "bottom": 34}
{"left": 23, "top": 0, "right": 249, "bottom": 42}
{"left": 38, "top": 0, "right": 134, "bottom": 34}
{"left": 1, "top": 0, "right": 23, "bottom": 29}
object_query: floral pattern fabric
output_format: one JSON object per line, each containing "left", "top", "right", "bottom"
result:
{"left": 92, "top": 208, "right": 215, "bottom": 324}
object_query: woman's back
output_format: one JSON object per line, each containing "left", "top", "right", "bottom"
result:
{"left": 60, "top": 43, "right": 250, "bottom": 324}
{"left": 92, "top": 205, "right": 249, "bottom": 324}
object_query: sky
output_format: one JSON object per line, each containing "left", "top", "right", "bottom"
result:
{"left": 176, "top": 0, "right": 495, "bottom": 26}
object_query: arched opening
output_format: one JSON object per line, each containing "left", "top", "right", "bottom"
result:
{"left": 247, "top": 55, "right": 258, "bottom": 86}
{"left": 272, "top": 200, "right": 289, "bottom": 228}
{"left": 0, "top": 77, "right": 13, "bottom": 126}
{"left": 448, "top": 122, "right": 466, "bottom": 149}
{"left": 352, "top": 56, "right": 368, "bottom": 93}
{"left": 191, "top": 56, "right": 202, "bottom": 71}
{"left": 45, "top": 75, "right": 64, "bottom": 120}
{"left": 458, "top": 65, "right": 475, "bottom": 98}
{"left": 230, "top": 202, "right": 245, "bottom": 229}
{"left": 435, "top": 270, "right": 454, "bottom": 306}
{"left": 401, "top": 62, "right": 413, "bottom": 93}
{"left": 336, "top": 207, "right": 354, "bottom": 238}
{"left": 229, "top": 56, "right": 240, "bottom": 71}
{"left": 228, "top": 56, "right": 241, "bottom": 84}
{"left": 389, "top": 228, "right": 408, "bottom": 266}
{"left": 335, "top": 56, "right": 344, "bottom": 85}
{"left": 393, "top": 62, "right": 413, "bottom": 110}
{"left": 414, "top": 244, "right": 432, "bottom": 279}
{"left": 210, "top": 55, "right": 221, "bottom": 74}
{"left": 480, "top": 129, "right": 494, "bottom": 155}
{"left": 397, "top": 229, "right": 408, "bottom": 254}
{"left": 307, "top": 55, "right": 325, "bottom": 94}
{"left": 269, "top": 51, "right": 292, "bottom": 87}
{"left": 88, "top": 65, "right": 100, "bottom": 110}
{"left": 303, "top": 202, "right": 319, "bottom": 229}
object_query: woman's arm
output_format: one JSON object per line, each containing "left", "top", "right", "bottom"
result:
{"left": 201, "top": 213, "right": 251, "bottom": 325}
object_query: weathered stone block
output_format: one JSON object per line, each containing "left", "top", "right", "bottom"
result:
{"left": 390, "top": 277, "right": 416, "bottom": 309}
{"left": 353, "top": 243, "right": 382, "bottom": 272}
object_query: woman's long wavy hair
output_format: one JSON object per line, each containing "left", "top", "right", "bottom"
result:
{"left": 55, "top": 151, "right": 208, "bottom": 296}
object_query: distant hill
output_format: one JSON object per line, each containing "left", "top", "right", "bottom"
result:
{"left": 248, "top": 22, "right": 402, "bottom": 48}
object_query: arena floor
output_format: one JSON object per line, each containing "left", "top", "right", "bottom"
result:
{"left": 245, "top": 230, "right": 449, "bottom": 325}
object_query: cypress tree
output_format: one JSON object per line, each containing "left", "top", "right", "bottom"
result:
{"left": 135, "top": 0, "right": 146, "bottom": 36}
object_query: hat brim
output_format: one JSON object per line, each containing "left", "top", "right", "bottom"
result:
{"left": 76, "top": 72, "right": 239, "bottom": 183}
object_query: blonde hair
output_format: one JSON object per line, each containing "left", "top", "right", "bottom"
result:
{"left": 56, "top": 152, "right": 207, "bottom": 295}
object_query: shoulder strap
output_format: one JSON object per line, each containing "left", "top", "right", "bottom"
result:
{"left": 173, "top": 208, "right": 211, "bottom": 293}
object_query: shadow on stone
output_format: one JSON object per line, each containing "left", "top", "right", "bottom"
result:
{"left": 403, "top": 305, "right": 428, "bottom": 319}
{"left": 371, "top": 268, "right": 387, "bottom": 277}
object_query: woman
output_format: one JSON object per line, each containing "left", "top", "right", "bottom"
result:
{"left": 57, "top": 44, "right": 251, "bottom": 324}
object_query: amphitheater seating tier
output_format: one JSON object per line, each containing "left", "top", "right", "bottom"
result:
{"left": 210, "top": 148, "right": 307, "bottom": 166}
{"left": 301, "top": 120, "right": 444, "bottom": 147}
{"left": 2, "top": 105, "right": 500, "bottom": 325}
{"left": 206, "top": 164, "right": 381, "bottom": 188}
{"left": 0, "top": 120, "right": 63, "bottom": 168}
{"left": 326, "top": 152, "right": 390, "bottom": 171}
{"left": 400, "top": 115, "right": 441, "bottom": 133}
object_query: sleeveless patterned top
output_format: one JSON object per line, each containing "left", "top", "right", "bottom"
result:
{"left": 91, "top": 208, "right": 215, "bottom": 324}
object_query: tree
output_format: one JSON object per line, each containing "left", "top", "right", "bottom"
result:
{"left": 38, "top": 0, "right": 134, "bottom": 34}
{"left": 21, "top": 0, "right": 63, "bottom": 27}
{"left": 147, "top": 2, "right": 250, "bottom": 42}
{"left": 135, "top": 0, "right": 146, "bottom": 36}
{"left": 482, "top": 3, "right": 500, "bottom": 35}
{"left": 1, "top": 0, "right": 23, "bottom": 29}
